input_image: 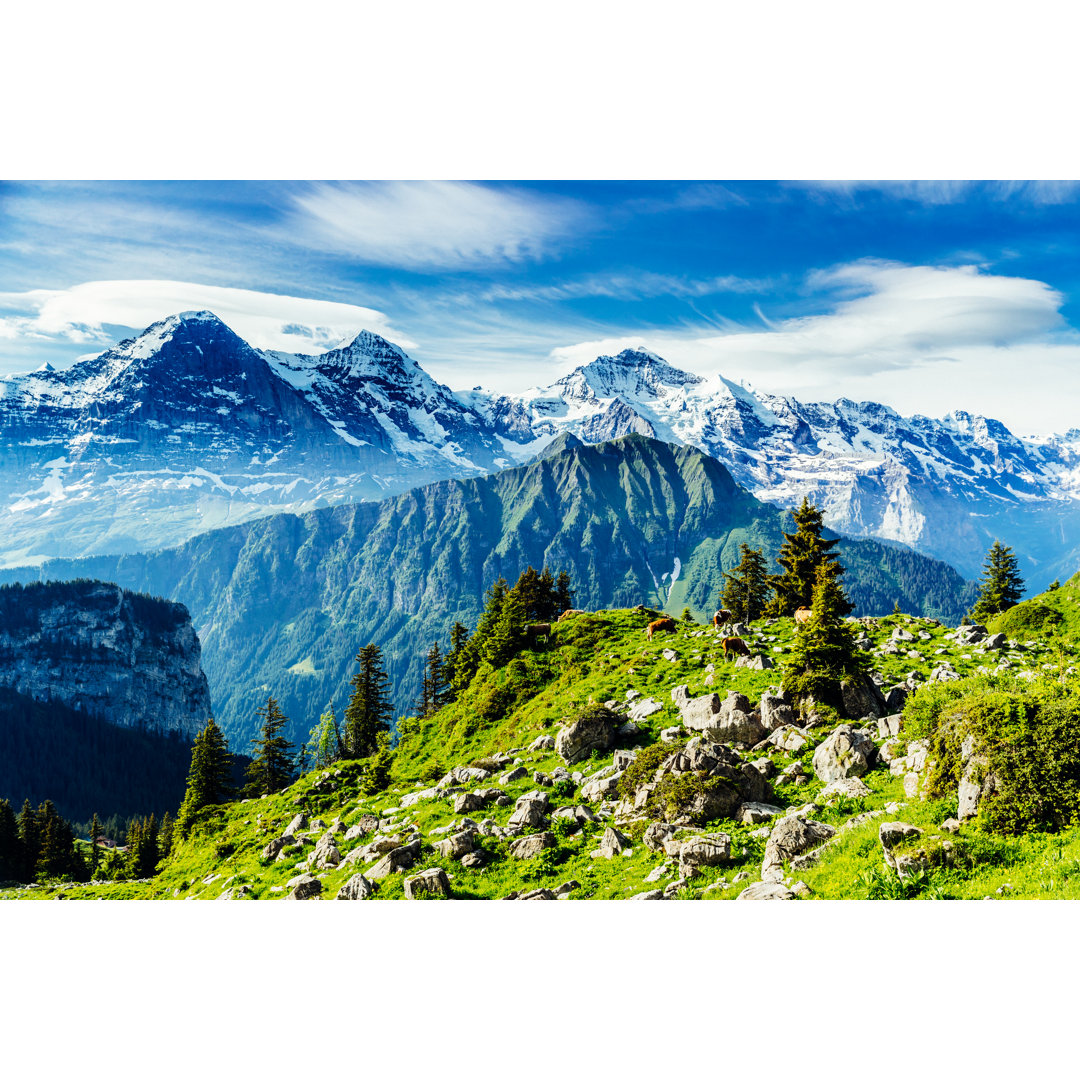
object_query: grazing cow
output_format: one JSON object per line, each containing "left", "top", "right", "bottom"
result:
{"left": 722, "top": 636, "right": 750, "bottom": 660}
{"left": 794, "top": 607, "right": 813, "bottom": 625}
{"left": 524, "top": 623, "right": 552, "bottom": 648}
{"left": 713, "top": 608, "right": 734, "bottom": 630}
{"left": 558, "top": 609, "right": 586, "bottom": 622}
{"left": 646, "top": 617, "right": 677, "bottom": 640}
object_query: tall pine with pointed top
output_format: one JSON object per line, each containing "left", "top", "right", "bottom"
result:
{"left": 721, "top": 543, "right": 770, "bottom": 623}
{"left": 0, "top": 798, "right": 20, "bottom": 882}
{"left": 783, "top": 562, "right": 867, "bottom": 706}
{"left": 971, "top": 540, "right": 1025, "bottom": 621}
{"left": 767, "top": 497, "right": 852, "bottom": 617}
{"left": 177, "top": 717, "right": 233, "bottom": 838}
{"left": 245, "top": 697, "right": 295, "bottom": 796}
{"left": 343, "top": 644, "right": 394, "bottom": 758}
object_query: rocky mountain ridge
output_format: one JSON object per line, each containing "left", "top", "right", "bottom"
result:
{"left": 2, "top": 313, "right": 1079, "bottom": 578}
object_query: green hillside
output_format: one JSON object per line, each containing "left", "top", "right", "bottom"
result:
{"left": 11, "top": 579, "right": 1080, "bottom": 902}
{"left": 0, "top": 436, "right": 976, "bottom": 749}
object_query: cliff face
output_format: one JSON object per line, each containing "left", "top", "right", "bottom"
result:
{"left": 0, "top": 581, "right": 210, "bottom": 738}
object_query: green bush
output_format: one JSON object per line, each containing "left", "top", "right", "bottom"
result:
{"left": 991, "top": 601, "right": 1063, "bottom": 639}
{"left": 617, "top": 741, "right": 678, "bottom": 801}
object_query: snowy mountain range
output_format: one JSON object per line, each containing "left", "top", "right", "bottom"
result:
{"left": 2, "top": 310, "right": 1079, "bottom": 580}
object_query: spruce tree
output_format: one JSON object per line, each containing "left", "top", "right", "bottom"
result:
{"left": 17, "top": 799, "right": 40, "bottom": 883}
{"left": 360, "top": 731, "right": 394, "bottom": 796}
{"left": 555, "top": 570, "right": 575, "bottom": 613}
{"left": 415, "top": 643, "right": 449, "bottom": 718}
{"left": 0, "top": 799, "right": 19, "bottom": 883}
{"left": 158, "top": 811, "right": 173, "bottom": 862}
{"left": 245, "top": 697, "right": 296, "bottom": 796}
{"left": 484, "top": 587, "right": 528, "bottom": 667}
{"left": 722, "top": 544, "right": 770, "bottom": 623}
{"left": 767, "top": 498, "right": 852, "bottom": 617}
{"left": 782, "top": 562, "right": 867, "bottom": 706}
{"left": 89, "top": 812, "right": 102, "bottom": 878}
{"left": 177, "top": 717, "right": 233, "bottom": 837}
{"left": 343, "top": 644, "right": 394, "bottom": 758}
{"left": 971, "top": 540, "right": 1025, "bottom": 622}
{"left": 443, "top": 622, "right": 469, "bottom": 692}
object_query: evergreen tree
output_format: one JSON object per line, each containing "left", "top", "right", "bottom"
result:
{"left": 681, "top": 607, "right": 693, "bottom": 623}
{"left": 484, "top": 587, "right": 528, "bottom": 667}
{"left": 416, "top": 643, "right": 450, "bottom": 718}
{"left": 35, "top": 800, "right": 83, "bottom": 882}
{"left": 360, "top": 731, "right": 394, "bottom": 796}
{"left": 450, "top": 578, "right": 508, "bottom": 693}
{"left": 555, "top": 570, "right": 575, "bottom": 613}
{"left": 305, "top": 705, "right": 343, "bottom": 771}
{"left": 177, "top": 717, "right": 233, "bottom": 838}
{"left": 17, "top": 799, "right": 40, "bottom": 883}
{"left": 343, "top": 644, "right": 394, "bottom": 758}
{"left": 767, "top": 498, "right": 852, "bottom": 617}
{"left": 0, "top": 799, "right": 20, "bottom": 882}
{"left": 158, "top": 811, "right": 173, "bottom": 861}
{"left": 971, "top": 541, "right": 1025, "bottom": 621}
{"left": 721, "top": 544, "right": 770, "bottom": 623}
{"left": 442, "top": 621, "right": 469, "bottom": 692}
{"left": 245, "top": 697, "right": 295, "bottom": 796}
{"left": 892, "top": 600, "right": 902, "bottom": 616}
{"left": 89, "top": 812, "right": 102, "bottom": 878}
{"left": 1049, "top": 579, "right": 1061, "bottom": 592}
{"left": 782, "top": 562, "right": 867, "bottom": 706}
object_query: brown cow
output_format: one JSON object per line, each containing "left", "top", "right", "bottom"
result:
{"left": 646, "top": 617, "right": 677, "bottom": 640}
{"left": 524, "top": 623, "right": 552, "bottom": 647}
{"left": 712, "top": 608, "right": 734, "bottom": 630}
{"left": 558, "top": 609, "right": 586, "bottom": 622}
{"left": 722, "top": 636, "right": 750, "bottom": 659}
{"left": 794, "top": 607, "right": 813, "bottom": 625}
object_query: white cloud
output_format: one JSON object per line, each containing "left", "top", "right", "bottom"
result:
{"left": 802, "top": 180, "right": 1080, "bottom": 206}
{"left": 285, "top": 181, "right": 590, "bottom": 270}
{"left": 548, "top": 261, "right": 1078, "bottom": 433}
{"left": 0, "top": 280, "right": 410, "bottom": 357}
{"left": 479, "top": 271, "right": 770, "bottom": 304}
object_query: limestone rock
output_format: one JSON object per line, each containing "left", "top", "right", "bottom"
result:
{"left": 596, "top": 827, "right": 633, "bottom": 858}
{"left": 404, "top": 867, "right": 452, "bottom": 899}
{"left": 628, "top": 697, "right": 662, "bottom": 722}
{"left": 367, "top": 839, "right": 421, "bottom": 879}
{"left": 336, "top": 874, "right": 374, "bottom": 900}
{"left": 555, "top": 709, "right": 620, "bottom": 765}
{"left": 286, "top": 874, "right": 322, "bottom": 900}
{"left": 678, "top": 833, "right": 731, "bottom": 871}
{"left": 761, "top": 816, "right": 836, "bottom": 881}
{"left": 812, "top": 725, "right": 874, "bottom": 781}
{"left": 820, "top": 777, "right": 872, "bottom": 800}
{"left": 737, "top": 881, "right": 796, "bottom": 900}
{"left": 736, "top": 801, "right": 784, "bottom": 824}
{"left": 508, "top": 832, "right": 556, "bottom": 859}
{"left": 434, "top": 830, "right": 475, "bottom": 859}
{"left": 840, "top": 673, "right": 889, "bottom": 720}
{"left": 759, "top": 692, "right": 794, "bottom": 731}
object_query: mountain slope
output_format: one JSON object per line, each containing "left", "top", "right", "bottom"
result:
{"left": 2, "top": 436, "right": 974, "bottom": 749}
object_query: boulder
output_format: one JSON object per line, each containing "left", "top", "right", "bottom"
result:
{"left": 736, "top": 881, "right": 796, "bottom": 900}
{"left": 404, "top": 867, "right": 452, "bottom": 899}
{"left": 736, "top": 801, "right": 784, "bottom": 824}
{"left": 286, "top": 874, "right": 322, "bottom": 900}
{"left": 336, "top": 874, "right": 375, "bottom": 900}
{"left": 260, "top": 836, "right": 292, "bottom": 862}
{"left": 840, "top": 673, "right": 889, "bottom": 720}
{"left": 812, "top": 725, "right": 874, "bottom": 781}
{"left": 884, "top": 685, "right": 909, "bottom": 712}
{"left": 984, "top": 633, "right": 1007, "bottom": 650}
{"left": 677, "top": 690, "right": 764, "bottom": 745}
{"left": 452, "top": 792, "right": 485, "bottom": 814}
{"left": 581, "top": 772, "right": 623, "bottom": 803}
{"left": 628, "top": 697, "right": 663, "bottom": 722}
{"left": 508, "top": 832, "right": 556, "bottom": 859}
{"left": 876, "top": 714, "right": 903, "bottom": 739}
{"left": 555, "top": 709, "right": 620, "bottom": 765}
{"left": 768, "top": 726, "right": 808, "bottom": 754}
{"left": 596, "top": 827, "right": 633, "bottom": 858}
{"left": 759, "top": 692, "right": 795, "bottom": 731}
{"left": 529, "top": 735, "right": 556, "bottom": 752}
{"left": 399, "top": 788, "right": 438, "bottom": 808}
{"left": 761, "top": 816, "right": 836, "bottom": 881}
{"left": 643, "top": 821, "right": 678, "bottom": 852}
{"left": 367, "top": 839, "right": 422, "bottom": 879}
{"left": 499, "top": 766, "right": 528, "bottom": 785}
{"left": 433, "top": 830, "right": 475, "bottom": 859}
{"left": 820, "top": 777, "right": 872, "bottom": 800}
{"left": 309, "top": 834, "right": 342, "bottom": 870}
{"left": 282, "top": 813, "right": 308, "bottom": 838}
{"left": 678, "top": 833, "right": 731, "bottom": 871}
{"left": 461, "top": 851, "right": 486, "bottom": 869}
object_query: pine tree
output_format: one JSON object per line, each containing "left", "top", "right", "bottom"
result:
{"left": 442, "top": 621, "right": 469, "bottom": 692}
{"left": 17, "top": 799, "right": 40, "bottom": 883}
{"left": 158, "top": 811, "right": 173, "bottom": 861}
{"left": 767, "top": 498, "right": 852, "bottom": 617}
{"left": 361, "top": 731, "right": 394, "bottom": 796}
{"left": 1049, "top": 579, "right": 1061, "bottom": 592}
{"left": 484, "top": 587, "right": 528, "bottom": 667}
{"left": 343, "top": 644, "right": 394, "bottom": 758}
{"left": 555, "top": 570, "right": 575, "bottom": 613}
{"left": 681, "top": 607, "right": 693, "bottom": 623}
{"left": 305, "top": 705, "right": 343, "bottom": 770}
{"left": 971, "top": 541, "right": 1025, "bottom": 621}
{"left": 89, "top": 812, "right": 102, "bottom": 878}
{"left": 416, "top": 643, "right": 450, "bottom": 718}
{"left": 782, "top": 562, "right": 867, "bottom": 706}
{"left": 177, "top": 717, "right": 233, "bottom": 838}
{"left": 35, "top": 801, "right": 83, "bottom": 882}
{"left": 245, "top": 697, "right": 296, "bottom": 796}
{"left": 0, "top": 799, "right": 19, "bottom": 882}
{"left": 722, "top": 544, "right": 770, "bottom": 623}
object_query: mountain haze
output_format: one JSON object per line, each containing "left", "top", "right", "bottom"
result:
{"left": 2, "top": 436, "right": 975, "bottom": 748}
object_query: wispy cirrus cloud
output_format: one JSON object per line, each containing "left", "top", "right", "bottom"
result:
{"left": 0, "top": 280, "right": 409, "bottom": 356}
{"left": 478, "top": 271, "right": 772, "bottom": 304}
{"left": 283, "top": 181, "right": 592, "bottom": 271}
{"left": 800, "top": 179, "right": 1080, "bottom": 206}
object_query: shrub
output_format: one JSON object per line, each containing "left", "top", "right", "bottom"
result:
{"left": 617, "top": 741, "right": 679, "bottom": 801}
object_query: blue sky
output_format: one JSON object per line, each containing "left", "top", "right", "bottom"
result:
{"left": 2, "top": 179, "right": 1080, "bottom": 433}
